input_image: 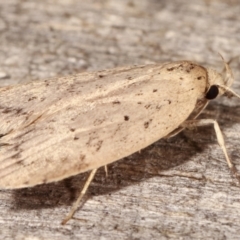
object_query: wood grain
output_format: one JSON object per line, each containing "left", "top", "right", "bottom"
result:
{"left": 0, "top": 0, "right": 240, "bottom": 239}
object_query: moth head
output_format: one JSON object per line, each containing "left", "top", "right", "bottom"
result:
{"left": 206, "top": 55, "right": 240, "bottom": 100}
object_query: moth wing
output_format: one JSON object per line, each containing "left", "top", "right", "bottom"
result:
{"left": 0, "top": 62, "right": 208, "bottom": 188}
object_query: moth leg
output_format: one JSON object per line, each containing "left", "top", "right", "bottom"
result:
{"left": 104, "top": 165, "right": 108, "bottom": 177}
{"left": 165, "top": 126, "right": 184, "bottom": 138}
{"left": 181, "top": 119, "right": 239, "bottom": 179}
{"left": 61, "top": 168, "right": 98, "bottom": 225}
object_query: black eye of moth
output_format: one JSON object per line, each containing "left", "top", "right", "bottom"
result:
{"left": 205, "top": 85, "right": 219, "bottom": 100}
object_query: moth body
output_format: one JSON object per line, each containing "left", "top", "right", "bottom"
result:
{"left": 0, "top": 60, "right": 238, "bottom": 190}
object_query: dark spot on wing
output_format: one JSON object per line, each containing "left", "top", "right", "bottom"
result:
{"left": 167, "top": 67, "right": 175, "bottom": 71}
{"left": 94, "top": 118, "right": 105, "bottom": 126}
{"left": 95, "top": 140, "right": 103, "bottom": 151}
{"left": 80, "top": 154, "right": 86, "bottom": 161}
{"left": 144, "top": 119, "right": 152, "bottom": 129}
{"left": 28, "top": 96, "right": 37, "bottom": 101}
{"left": 113, "top": 100, "right": 121, "bottom": 104}
{"left": 16, "top": 159, "right": 24, "bottom": 165}
{"left": 185, "top": 63, "right": 195, "bottom": 73}
{"left": 144, "top": 122, "right": 149, "bottom": 128}
{"left": 2, "top": 107, "right": 23, "bottom": 115}
{"left": 16, "top": 108, "right": 23, "bottom": 114}
{"left": 153, "top": 89, "right": 158, "bottom": 92}
{"left": 14, "top": 145, "right": 21, "bottom": 151}
{"left": 2, "top": 108, "right": 12, "bottom": 114}
{"left": 124, "top": 116, "right": 129, "bottom": 121}
{"left": 74, "top": 136, "right": 79, "bottom": 140}
{"left": 45, "top": 80, "right": 50, "bottom": 87}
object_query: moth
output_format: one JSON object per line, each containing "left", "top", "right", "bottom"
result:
{"left": 0, "top": 57, "right": 239, "bottom": 224}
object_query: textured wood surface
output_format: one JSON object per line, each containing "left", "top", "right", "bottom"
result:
{"left": 1, "top": 0, "right": 240, "bottom": 239}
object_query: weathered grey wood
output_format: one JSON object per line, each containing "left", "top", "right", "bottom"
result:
{"left": 0, "top": 0, "right": 240, "bottom": 239}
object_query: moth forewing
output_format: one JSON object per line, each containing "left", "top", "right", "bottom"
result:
{"left": 0, "top": 61, "right": 209, "bottom": 189}
{"left": 0, "top": 59, "right": 239, "bottom": 224}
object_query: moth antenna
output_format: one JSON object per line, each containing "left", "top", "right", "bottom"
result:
{"left": 218, "top": 53, "right": 234, "bottom": 87}
{"left": 217, "top": 85, "right": 240, "bottom": 99}
{"left": 227, "top": 55, "right": 240, "bottom": 66}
